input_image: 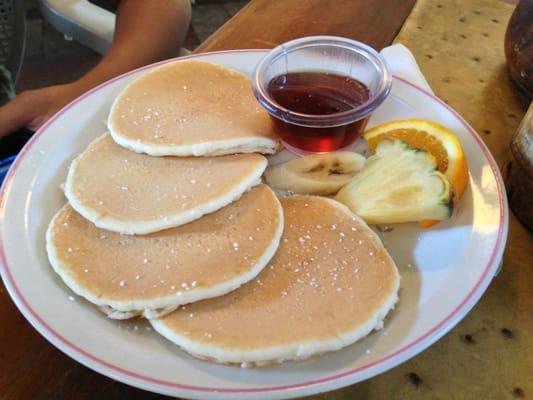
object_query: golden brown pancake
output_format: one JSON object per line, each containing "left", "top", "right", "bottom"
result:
{"left": 108, "top": 60, "right": 280, "bottom": 156}
{"left": 64, "top": 134, "right": 267, "bottom": 234}
{"left": 151, "top": 196, "right": 400, "bottom": 366}
{"left": 46, "top": 185, "right": 284, "bottom": 318}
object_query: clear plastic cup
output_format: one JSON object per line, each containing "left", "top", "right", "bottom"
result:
{"left": 252, "top": 36, "right": 392, "bottom": 153}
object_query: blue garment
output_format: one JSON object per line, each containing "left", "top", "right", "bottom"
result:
{"left": 0, "top": 156, "right": 15, "bottom": 186}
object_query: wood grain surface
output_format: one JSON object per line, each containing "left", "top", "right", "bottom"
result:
{"left": 196, "top": 0, "right": 416, "bottom": 52}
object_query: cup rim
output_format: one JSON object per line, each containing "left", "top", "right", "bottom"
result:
{"left": 252, "top": 36, "right": 392, "bottom": 127}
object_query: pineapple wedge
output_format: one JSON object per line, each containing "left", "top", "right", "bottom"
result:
{"left": 335, "top": 140, "right": 453, "bottom": 224}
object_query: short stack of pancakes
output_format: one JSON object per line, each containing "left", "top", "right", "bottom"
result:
{"left": 46, "top": 60, "right": 399, "bottom": 366}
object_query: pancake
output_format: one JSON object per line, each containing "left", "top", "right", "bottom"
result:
{"left": 151, "top": 196, "right": 400, "bottom": 366}
{"left": 108, "top": 60, "right": 280, "bottom": 156}
{"left": 46, "top": 184, "right": 284, "bottom": 318}
{"left": 64, "top": 134, "right": 267, "bottom": 235}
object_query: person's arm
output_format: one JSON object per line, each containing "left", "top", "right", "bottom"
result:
{"left": 0, "top": 0, "right": 191, "bottom": 137}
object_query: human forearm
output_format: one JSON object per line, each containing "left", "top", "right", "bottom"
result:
{"left": 0, "top": 0, "right": 191, "bottom": 137}
{"left": 76, "top": 0, "right": 191, "bottom": 90}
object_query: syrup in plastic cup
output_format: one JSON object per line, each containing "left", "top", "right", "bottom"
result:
{"left": 253, "top": 36, "right": 392, "bottom": 154}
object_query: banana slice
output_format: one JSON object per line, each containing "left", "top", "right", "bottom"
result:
{"left": 265, "top": 152, "right": 366, "bottom": 195}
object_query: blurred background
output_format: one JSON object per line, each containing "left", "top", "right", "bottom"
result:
{"left": 15, "top": 0, "right": 249, "bottom": 93}
{"left": 0, "top": 0, "right": 248, "bottom": 162}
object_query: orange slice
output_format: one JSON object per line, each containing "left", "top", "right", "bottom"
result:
{"left": 364, "top": 119, "right": 468, "bottom": 227}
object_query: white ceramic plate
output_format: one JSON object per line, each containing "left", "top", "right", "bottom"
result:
{"left": 0, "top": 51, "right": 508, "bottom": 400}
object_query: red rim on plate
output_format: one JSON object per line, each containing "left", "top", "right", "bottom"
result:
{"left": 0, "top": 50, "right": 507, "bottom": 396}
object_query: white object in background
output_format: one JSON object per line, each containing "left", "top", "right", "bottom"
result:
{"left": 380, "top": 43, "right": 434, "bottom": 94}
{"left": 38, "top": 0, "right": 191, "bottom": 56}
{"left": 38, "top": 0, "right": 115, "bottom": 55}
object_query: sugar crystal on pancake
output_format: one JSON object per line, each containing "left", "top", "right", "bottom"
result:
{"left": 46, "top": 185, "right": 283, "bottom": 318}
{"left": 108, "top": 60, "right": 280, "bottom": 156}
{"left": 65, "top": 134, "right": 267, "bottom": 235}
{"left": 151, "top": 196, "right": 400, "bottom": 366}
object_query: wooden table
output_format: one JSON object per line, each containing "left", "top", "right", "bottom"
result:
{"left": 2, "top": 1, "right": 532, "bottom": 399}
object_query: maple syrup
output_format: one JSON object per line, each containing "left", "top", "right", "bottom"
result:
{"left": 266, "top": 72, "right": 371, "bottom": 152}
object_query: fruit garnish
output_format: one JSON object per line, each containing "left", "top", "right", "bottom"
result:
{"left": 364, "top": 119, "right": 468, "bottom": 227}
{"left": 264, "top": 151, "right": 366, "bottom": 195}
{"left": 335, "top": 140, "right": 453, "bottom": 224}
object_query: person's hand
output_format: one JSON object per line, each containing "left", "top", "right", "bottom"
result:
{"left": 0, "top": 0, "right": 191, "bottom": 141}
{"left": 0, "top": 82, "right": 86, "bottom": 139}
